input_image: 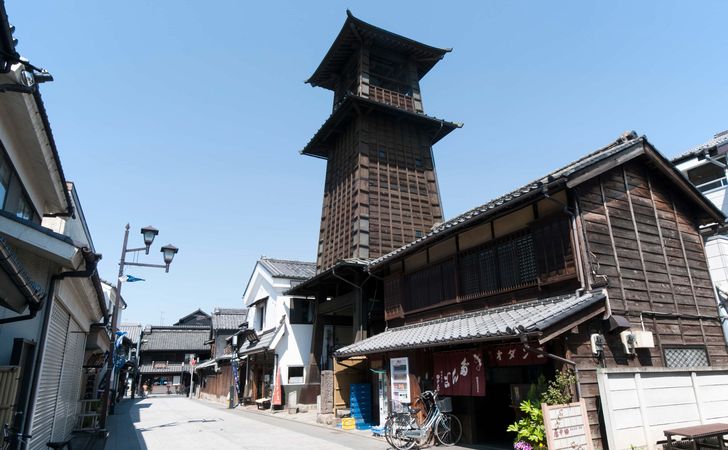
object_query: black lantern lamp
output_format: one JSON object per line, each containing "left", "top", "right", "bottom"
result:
{"left": 160, "top": 244, "right": 178, "bottom": 272}
{"left": 140, "top": 226, "right": 159, "bottom": 254}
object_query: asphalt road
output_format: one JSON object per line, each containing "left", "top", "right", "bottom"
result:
{"left": 105, "top": 396, "right": 387, "bottom": 450}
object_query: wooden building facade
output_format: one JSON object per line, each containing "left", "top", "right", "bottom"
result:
{"left": 302, "top": 11, "right": 460, "bottom": 272}
{"left": 333, "top": 133, "right": 728, "bottom": 448}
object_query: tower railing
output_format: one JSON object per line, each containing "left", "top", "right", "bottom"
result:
{"left": 368, "top": 85, "right": 417, "bottom": 113}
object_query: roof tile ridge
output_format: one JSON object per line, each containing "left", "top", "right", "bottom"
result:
{"left": 261, "top": 257, "right": 316, "bottom": 265}
{"left": 381, "top": 292, "right": 593, "bottom": 333}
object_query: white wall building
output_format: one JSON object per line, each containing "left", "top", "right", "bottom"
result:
{"left": 240, "top": 257, "right": 316, "bottom": 406}
{"left": 0, "top": 6, "right": 109, "bottom": 447}
{"left": 673, "top": 129, "right": 728, "bottom": 343}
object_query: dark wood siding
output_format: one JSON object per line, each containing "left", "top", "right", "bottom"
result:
{"left": 316, "top": 113, "right": 444, "bottom": 272}
{"left": 573, "top": 158, "right": 728, "bottom": 449}
{"left": 198, "top": 366, "right": 233, "bottom": 402}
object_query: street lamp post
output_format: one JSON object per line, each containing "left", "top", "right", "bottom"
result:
{"left": 100, "top": 223, "right": 178, "bottom": 426}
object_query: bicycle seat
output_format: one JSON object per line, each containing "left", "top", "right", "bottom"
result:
{"left": 46, "top": 440, "right": 72, "bottom": 449}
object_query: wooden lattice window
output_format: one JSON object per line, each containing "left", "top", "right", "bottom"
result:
{"left": 532, "top": 215, "right": 574, "bottom": 282}
{"left": 404, "top": 259, "right": 456, "bottom": 311}
{"left": 459, "top": 230, "right": 538, "bottom": 297}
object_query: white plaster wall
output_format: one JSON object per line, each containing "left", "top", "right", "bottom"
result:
{"left": 705, "top": 237, "right": 728, "bottom": 342}
{"left": 241, "top": 262, "right": 314, "bottom": 398}
{"left": 705, "top": 188, "right": 728, "bottom": 216}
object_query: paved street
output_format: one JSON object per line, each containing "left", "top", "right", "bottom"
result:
{"left": 105, "top": 396, "right": 388, "bottom": 450}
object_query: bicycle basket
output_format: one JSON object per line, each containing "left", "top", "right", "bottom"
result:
{"left": 436, "top": 396, "right": 452, "bottom": 413}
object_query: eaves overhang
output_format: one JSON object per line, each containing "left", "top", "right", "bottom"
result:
{"left": 306, "top": 10, "right": 451, "bottom": 91}
{"left": 0, "top": 210, "right": 78, "bottom": 266}
{"left": 301, "top": 95, "right": 460, "bottom": 159}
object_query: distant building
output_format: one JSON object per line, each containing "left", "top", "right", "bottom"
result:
{"left": 195, "top": 307, "right": 247, "bottom": 404}
{"left": 138, "top": 311, "right": 211, "bottom": 395}
{"left": 239, "top": 257, "right": 316, "bottom": 406}
{"left": 673, "top": 129, "right": 728, "bottom": 342}
{"left": 173, "top": 308, "right": 212, "bottom": 327}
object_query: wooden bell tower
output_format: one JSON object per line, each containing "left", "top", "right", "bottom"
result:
{"left": 303, "top": 11, "right": 461, "bottom": 272}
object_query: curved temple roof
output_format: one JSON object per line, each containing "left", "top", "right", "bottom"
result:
{"left": 306, "top": 10, "right": 451, "bottom": 91}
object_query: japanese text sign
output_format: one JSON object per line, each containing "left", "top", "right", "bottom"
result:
{"left": 433, "top": 349, "right": 485, "bottom": 397}
{"left": 390, "top": 357, "right": 411, "bottom": 404}
{"left": 486, "top": 343, "right": 548, "bottom": 367}
{"left": 542, "top": 399, "right": 594, "bottom": 450}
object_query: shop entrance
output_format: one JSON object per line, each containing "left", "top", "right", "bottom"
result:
{"left": 468, "top": 365, "right": 552, "bottom": 448}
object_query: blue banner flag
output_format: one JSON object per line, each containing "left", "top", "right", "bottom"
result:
{"left": 119, "top": 274, "right": 145, "bottom": 283}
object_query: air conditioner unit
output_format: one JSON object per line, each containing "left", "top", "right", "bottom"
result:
{"left": 632, "top": 330, "right": 655, "bottom": 349}
{"left": 620, "top": 329, "right": 655, "bottom": 355}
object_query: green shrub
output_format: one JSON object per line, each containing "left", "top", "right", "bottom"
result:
{"left": 541, "top": 368, "right": 576, "bottom": 405}
{"left": 506, "top": 400, "right": 546, "bottom": 447}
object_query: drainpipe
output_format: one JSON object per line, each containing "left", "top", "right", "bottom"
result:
{"left": 0, "top": 303, "right": 41, "bottom": 324}
{"left": 518, "top": 331, "right": 581, "bottom": 401}
{"left": 19, "top": 249, "right": 101, "bottom": 449}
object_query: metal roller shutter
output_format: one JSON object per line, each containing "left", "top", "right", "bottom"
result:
{"left": 29, "top": 300, "right": 69, "bottom": 450}
{"left": 52, "top": 317, "right": 84, "bottom": 441}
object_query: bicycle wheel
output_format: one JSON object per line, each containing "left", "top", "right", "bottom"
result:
{"left": 384, "top": 416, "right": 416, "bottom": 450}
{"left": 434, "top": 413, "right": 462, "bottom": 446}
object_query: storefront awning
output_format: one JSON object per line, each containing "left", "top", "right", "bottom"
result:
{"left": 334, "top": 291, "right": 606, "bottom": 358}
{"left": 237, "top": 323, "right": 285, "bottom": 357}
{"left": 194, "top": 359, "right": 217, "bottom": 370}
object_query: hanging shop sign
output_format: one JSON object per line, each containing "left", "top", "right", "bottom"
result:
{"left": 485, "top": 343, "right": 548, "bottom": 367}
{"left": 542, "top": 399, "right": 594, "bottom": 450}
{"left": 433, "top": 349, "right": 485, "bottom": 397}
{"left": 232, "top": 360, "right": 241, "bottom": 402}
{"left": 390, "top": 357, "right": 411, "bottom": 404}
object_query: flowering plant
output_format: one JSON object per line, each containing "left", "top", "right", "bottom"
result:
{"left": 514, "top": 441, "right": 533, "bottom": 450}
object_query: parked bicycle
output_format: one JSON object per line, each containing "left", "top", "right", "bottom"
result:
{"left": 2, "top": 423, "right": 31, "bottom": 450}
{"left": 384, "top": 390, "right": 462, "bottom": 449}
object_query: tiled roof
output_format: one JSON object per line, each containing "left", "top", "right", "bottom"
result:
{"left": 370, "top": 131, "right": 723, "bottom": 268}
{"left": 140, "top": 326, "right": 210, "bottom": 352}
{"left": 139, "top": 363, "right": 191, "bottom": 374}
{"left": 285, "top": 258, "right": 370, "bottom": 296}
{"left": 673, "top": 130, "right": 728, "bottom": 163}
{"left": 334, "top": 291, "right": 606, "bottom": 357}
{"left": 211, "top": 307, "right": 247, "bottom": 330}
{"left": 119, "top": 323, "right": 142, "bottom": 345}
{"left": 173, "top": 308, "right": 211, "bottom": 326}
{"left": 238, "top": 324, "right": 283, "bottom": 357}
{"left": 259, "top": 257, "right": 316, "bottom": 280}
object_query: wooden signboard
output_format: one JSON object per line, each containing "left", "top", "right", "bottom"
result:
{"left": 542, "top": 399, "right": 594, "bottom": 450}
{"left": 485, "top": 343, "right": 548, "bottom": 367}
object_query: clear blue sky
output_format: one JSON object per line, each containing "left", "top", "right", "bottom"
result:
{"left": 7, "top": 1, "right": 727, "bottom": 326}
